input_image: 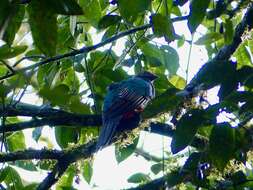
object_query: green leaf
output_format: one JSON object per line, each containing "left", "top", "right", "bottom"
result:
{"left": 55, "top": 127, "right": 78, "bottom": 148}
{"left": 79, "top": 0, "right": 102, "bottom": 27}
{"left": 39, "top": 84, "right": 71, "bottom": 106}
{"left": 209, "top": 123, "right": 235, "bottom": 171}
{"left": 177, "top": 35, "right": 185, "bottom": 48}
{"left": 171, "top": 109, "right": 207, "bottom": 154}
{"left": 27, "top": 1, "right": 57, "bottom": 56}
{"left": 218, "top": 73, "right": 237, "bottom": 100}
{"left": 69, "top": 97, "right": 91, "bottom": 114}
{"left": 32, "top": 127, "right": 43, "bottom": 142}
{"left": 234, "top": 42, "right": 252, "bottom": 68}
{"left": 167, "top": 170, "right": 184, "bottom": 187}
{"left": 0, "top": 167, "right": 9, "bottom": 182}
{"left": 143, "top": 87, "right": 182, "bottom": 118}
{"left": 224, "top": 19, "right": 234, "bottom": 45}
{"left": 102, "top": 25, "right": 117, "bottom": 41}
{"left": 6, "top": 131, "right": 26, "bottom": 151}
{"left": 115, "top": 138, "right": 139, "bottom": 163}
{"left": 151, "top": 14, "right": 175, "bottom": 41}
{"left": 3, "top": 5, "right": 25, "bottom": 45}
{"left": 56, "top": 165, "right": 76, "bottom": 190}
{"left": 141, "top": 43, "right": 179, "bottom": 75}
{"left": 73, "top": 62, "right": 85, "bottom": 73}
{"left": 118, "top": 0, "right": 151, "bottom": 21}
{"left": 61, "top": 68, "right": 80, "bottom": 93}
{"left": 151, "top": 163, "right": 163, "bottom": 175}
{"left": 160, "top": 45, "right": 180, "bottom": 75}
{"left": 22, "top": 183, "right": 38, "bottom": 190}
{"left": 0, "top": 44, "right": 27, "bottom": 59}
{"left": 188, "top": 0, "right": 210, "bottom": 33}
{"left": 82, "top": 160, "right": 93, "bottom": 184}
{"left": 37, "top": 64, "right": 60, "bottom": 87}
{"left": 44, "top": 0, "right": 83, "bottom": 15}
{"left": 0, "top": 83, "right": 10, "bottom": 99}
{"left": 2, "top": 166, "right": 23, "bottom": 189}
{"left": 98, "top": 15, "right": 121, "bottom": 29}
{"left": 169, "top": 75, "right": 186, "bottom": 90}
{"left": 57, "top": 17, "right": 76, "bottom": 53}
{"left": 192, "top": 61, "right": 237, "bottom": 89}
{"left": 237, "top": 66, "right": 253, "bottom": 84}
{"left": 195, "top": 32, "right": 223, "bottom": 45}
{"left": 0, "top": 65, "right": 8, "bottom": 77}
{"left": 127, "top": 173, "right": 150, "bottom": 183}
{"left": 0, "top": 0, "right": 11, "bottom": 31}
{"left": 12, "top": 161, "right": 37, "bottom": 171}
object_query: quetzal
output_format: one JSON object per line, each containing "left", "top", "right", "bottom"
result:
{"left": 96, "top": 71, "right": 157, "bottom": 151}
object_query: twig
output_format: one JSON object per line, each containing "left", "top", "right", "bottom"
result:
{"left": 0, "top": 16, "right": 188, "bottom": 81}
{"left": 0, "top": 60, "right": 15, "bottom": 73}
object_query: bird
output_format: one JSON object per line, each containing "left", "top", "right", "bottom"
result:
{"left": 96, "top": 71, "right": 157, "bottom": 151}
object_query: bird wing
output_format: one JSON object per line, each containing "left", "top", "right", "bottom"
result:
{"left": 104, "top": 87, "right": 150, "bottom": 118}
{"left": 96, "top": 78, "right": 153, "bottom": 150}
{"left": 96, "top": 117, "right": 121, "bottom": 150}
{"left": 97, "top": 80, "right": 150, "bottom": 150}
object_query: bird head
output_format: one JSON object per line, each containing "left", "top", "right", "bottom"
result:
{"left": 136, "top": 71, "right": 158, "bottom": 82}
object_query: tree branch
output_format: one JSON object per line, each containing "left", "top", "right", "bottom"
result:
{"left": 128, "top": 176, "right": 166, "bottom": 190}
{"left": 0, "top": 16, "right": 188, "bottom": 82}
{"left": 1, "top": 4, "right": 253, "bottom": 189}
{"left": 191, "top": 3, "right": 253, "bottom": 86}
{"left": 0, "top": 122, "right": 207, "bottom": 163}
{"left": 0, "top": 149, "right": 64, "bottom": 162}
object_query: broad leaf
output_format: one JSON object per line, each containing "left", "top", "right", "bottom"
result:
{"left": 234, "top": 42, "right": 252, "bottom": 68}
{"left": 56, "top": 165, "right": 76, "bottom": 190}
{"left": 32, "top": 127, "right": 43, "bottom": 142}
{"left": 143, "top": 87, "right": 181, "bottom": 119}
{"left": 82, "top": 160, "right": 93, "bottom": 184}
{"left": 151, "top": 163, "right": 163, "bottom": 175}
{"left": 0, "top": 0, "right": 11, "bottom": 31}
{"left": 11, "top": 160, "right": 37, "bottom": 171}
{"left": 169, "top": 75, "right": 186, "bottom": 89}
{"left": 151, "top": 13, "right": 175, "bottom": 41}
{"left": 55, "top": 127, "right": 78, "bottom": 148}
{"left": 2, "top": 5, "right": 25, "bottom": 45}
{"left": 22, "top": 183, "right": 38, "bottom": 190}
{"left": 98, "top": 15, "right": 121, "bottom": 29}
{"left": 28, "top": 1, "right": 57, "bottom": 56}
{"left": 6, "top": 131, "right": 26, "bottom": 151}
{"left": 69, "top": 97, "right": 91, "bottom": 114}
{"left": 80, "top": 0, "right": 102, "bottom": 27}
{"left": 39, "top": 84, "right": 71, "bottom": 106}
{"left": 209, "top": 123, "right": 235, "bottom": 171}
{"left": 224, "top": 19, "right": 234, "bottom": 45}
{"left": 191, "top": 60, "right": 237, "bottom": 89}
{"left": 0, "top": 44, "right": 27, "bottom": 59}
{"left": 141, "top": 43, "right": 179, "bottom": 76}
{"left": 1, "top": 166, "right": 23, "bottom": 189}
{"left": 127, "top": 173, "right": 150, "bottom": 183}
{"left": 115, "top": 138, "right": 139, "bottom": 163}
{"left": 195, "top": 32, "right": 223, "bottom": 45}
{"left": 45, "top": 0, "right": 83, "bottom": 15}
{"left": 188, "top": 0, "right": 210, "bottom": 33}
{"left": 171, "top": 109, "right": 207, "bottom": 154}
{"left": 118, "top": 0, "right": 151, "bottom": 21}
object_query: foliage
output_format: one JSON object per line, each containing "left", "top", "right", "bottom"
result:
{"left": 0, "top": 0, "right": 253, "bottom": 189}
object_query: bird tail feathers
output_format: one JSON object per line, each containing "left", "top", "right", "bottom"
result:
{"left": 96, "top": 117, "right": 121, "bottom": 151}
